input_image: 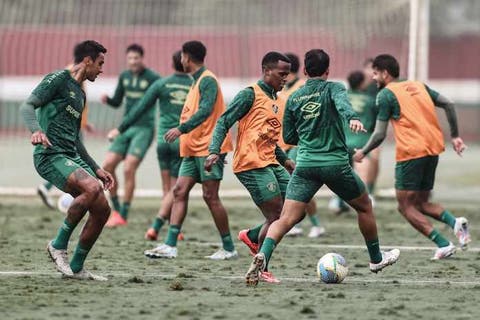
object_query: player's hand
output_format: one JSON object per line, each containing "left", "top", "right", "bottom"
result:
{"left": 284, "top": 159, "right": 296, "bottom": 174}
{"left": 84, "top": 123, "right": 95, "bottom": 133}
{"left": 349, "top": 120, "right": 367, "bottom": 134}
{"left": 164, "top": 128, "right": 182, "bottom": 143}
{"left": 96, "top": 169, "right": 115, "bottom": 191}
{"left": 353, "top": 148, "right": 365, "bottom": 163}
{"left": 204, "top": 154, "right": 220, "bottom": 172}
{"left": 107, "top": 128, "right": 120, "bottom": 141}
{"left": 451, "top": 137, "right": 467, "bottom": 156}
{"left": 31, "top": 130, "right": 52, "bottom": 148}
{"left": 100, "top": 94, "right": 108, "bottom": 104}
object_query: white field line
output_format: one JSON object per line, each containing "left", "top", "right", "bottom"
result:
{"left": 0, "top": 270, "right": 479, "bottom": 286}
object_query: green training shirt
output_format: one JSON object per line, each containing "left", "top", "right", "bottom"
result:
{"left": 345, "top": 89, "right": 377, "bottom": 149}
{"left": 209, "top": 80, "right": 287, "bottom": 164}
{"left": 283, "top": 78, "right": 358, "bottom": 167}
{"left": 106, "top": 67, "right": 160, "bottom": 128}
{"left": 30, "top": 70, "right": 86, "bottom": 156}
{"left": 118, "top": 73, "right": 193, "bottom": 140}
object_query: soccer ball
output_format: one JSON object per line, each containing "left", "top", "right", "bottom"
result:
{"left": 317, "top": 253, "right": 348, "bottom": 284}
{"left": 57, "top": 193, "right": 74, "bottom": 214}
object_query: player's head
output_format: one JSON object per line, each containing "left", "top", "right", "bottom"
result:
{"left": 304, "top": 49, "right": 330, "bottom": 78}
{"left": 363, "top": 57, "right": 375, "bottom": 83}
{"left": 372, "top": 54, "right": 399, "bottom": 89}
{"left": 181, "top": 40, "right": 207, "bottom": 73}
{"left": 172, "top": 50, "right": 184, "bottom": 72}
{"left": 126, "top": 44, "right": 145, "bottom": 73}
{"left": 347, "top": 71, "right": 366, "bottom": 91}
{"left": 261, "top": 51, "right": 291, "bottom": 91}
{"left": 73, "top": 40, "right": 107, "bottom": 82}
{"left": 284, "top": 53, "right": 300, "bottom": 75}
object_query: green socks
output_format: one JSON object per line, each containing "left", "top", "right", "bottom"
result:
{"left": 439, "top": 210, "right": 456, "bottom": 229}
{"left": 111, "top": 196, "right": 121, "bottom": 212}
{"left": 428, "top": 229, "right": 450, "bottom": 248}
{"left": 70, "top": 243, "right": 92, "bottom": 273}
{"left": 52, "top": 219, "right": 77, "bottom": 250}
{"left": 152, "top": 217, "right": 165, "bottom": 233}
{"left": 120, "top": 202, "right": 130, "bottom": 220}
{"left": 221, "top": 233, "right": 235, "bottom": 252}
{"left": 247, "top": 224, "right": 263, "bottom": 244}
{"left": 259, "top": 237, "right": 276, "bottom": 270}
{"left": 44, "top": 181, "right": 53, "bottom": 191}
{"left": 165, "top": 225, "right": 181, "bottom": 247}
{"left": 309, "top": 215, "right": 320, "bottom": 227}
{"left": 366, "top": 238, "right": 382, "bottom": 264}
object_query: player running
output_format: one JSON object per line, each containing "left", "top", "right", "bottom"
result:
{"left": 353, "top": 54, "right": 471, "bottom": 259}
{"left": 107, "top": 51, "right": 192, "bottom": 240}
{"left": 206, "top": 52, "right": 294, "bottom": 282}
{"left": 101, "top": 44, "right": 160, "bottom": 227}
{"left": 21, "top": 40, "right": 114, "bottom": 280}
{"left": 245, "top": 49, "right": 400, "bottom": 286}
{"left": 280, "top": 52, "right": 325, "bottom": 238}
{"left": 144, "top": 40, "right": 236, "bottom": 260}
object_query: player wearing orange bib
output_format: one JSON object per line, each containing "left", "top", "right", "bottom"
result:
{"left": 144, "top": 41, "right": 237, "bottom": 260}
{"left": 206, "top": 52, "right": 295, "bottom": 283}
{"left": 354, "top": 54, "right": 471, "bottom": 259}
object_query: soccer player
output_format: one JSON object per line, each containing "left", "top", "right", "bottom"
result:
{"left": 329, "top": 71, "right": 378, "bottom": 214}
{"left": 143, "top": 40, "right": 236, "bottom": 260}
{"left": 101, "top": 44, "right": 160, "bottom": 227}
{"left": 245, "top": 49, "right": 400, "bottom": 286}
{"left": 353, "top": 54, "right": 471, "bottom": 259}
{"left": 20, "top": 40, "right": 114, "bottom": 280}
{"left": 107, "top": 51, "right": 193, "bottom": 240}
{"left": 280, "top": 52, "right": 324, "bottom": 238}
{"left": 206, "top": 52, "right": 294, "bottom": 282}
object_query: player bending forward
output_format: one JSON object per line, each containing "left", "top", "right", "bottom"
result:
{"left": 245, "top": 49, "right": 400, "bottom": 286}
{"left": 21, "top": 40, "right": 114, "bottom": 280}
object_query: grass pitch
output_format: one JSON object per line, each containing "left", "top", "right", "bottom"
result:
{"left": 0, "top": 196, "right": 479, "bottom": 320}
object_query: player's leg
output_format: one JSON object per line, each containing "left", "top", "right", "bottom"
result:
{"left": 366, "top": 147, "right": 381, "bottom": 194}
{"left": 37, "top": 180, "right": 56, "bottom": 209}
{"left": 305, "top": 199, "right": 325, "bottom": 237}
{"left": 102, "top": 151, "right": 124, "bottom": 212}
{"left": 328, "top": 164, "right": 399, "bottom": 271}
{"left": 145, "top": 176, "right": 177, "bottom": 241}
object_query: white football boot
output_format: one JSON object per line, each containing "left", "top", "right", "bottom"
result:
{"left": 454, "top": 217, "right": 471, "bottom": 250}
{"left": 144, "top": 244, "right": 177, "bottom": 259}
{"left": 69, "top": 269, "right": 108, "bottom": 281}
{"left": 286, "top": 226, "right": 303, "bottom": 237}
{"left": 369, "top": 248, "right": 400, "bottom": 273}
{"left": 37, "top": 184, "right": 55, "bottom": 209}
{"left": 245, "top": 253, "right": 266, "bottom": 286}
{"left": 47, "top": 240, "right": 73, "bottom": 276}
{"left": 431, "top": 242, "right": 456, "bottom": 260}
{"left": 308, "top": 226, "right": 326, "bottom": 238}
{"left": 205, "top": 249, "right": 238, "bottom": 260}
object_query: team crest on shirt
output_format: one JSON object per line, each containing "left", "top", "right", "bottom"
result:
{"left": 140, "top": 80, "right": 149, "bottom": 89}
{"left": 69, "top": 91, "right": 76, "bottom": 99}
{"left": 65, "top": 160, "right": 75, "bottom": 167}
{"left": 272, "top": 104, "right": 279, "bottom": 114}
{"left": 301, "top": 102, "right": 321, "bottom": 120}
{"left": 267, "top": 182, "right": 277, "bottom": 192}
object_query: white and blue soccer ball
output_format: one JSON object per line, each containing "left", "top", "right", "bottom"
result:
{"left": 57, "top": 193, "right": 74, "bottom": 214}
{"left": 317, "top": 253, "right": 348, "bottom": 284}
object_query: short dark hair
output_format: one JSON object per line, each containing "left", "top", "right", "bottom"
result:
{"left": 372, "top": 54, "right": 400, "bottom": 78}
{"left": 261, "top": 51, "right": 291, "bottom": 71}
{"left": 182, "top": 40, "right": 207, "bottom": 63}
{"left": 284, "top": 53, "right": 300, "bottom": 73}
{"left": 304, "top": 49, "right": 329, "bottom": 77}
{"left": 172, "top": 50, "right": 183, "bottom": 72}
{"left": 363, "top": 57, "right": 374, "bottom": 67}
{"left": 347, "top": 71, "right": 365, "bottom": 90}
{"left": 126, "top": 43, "right": 144, "bottom": 56}
{"left": 73, "top": 40, "right": 107, "bottom": 64}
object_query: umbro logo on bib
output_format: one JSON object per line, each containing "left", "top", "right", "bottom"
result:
{"left": 65, "top": 160, "right": 74, "bottom": 167}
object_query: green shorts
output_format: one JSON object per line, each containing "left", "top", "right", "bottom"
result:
{"left": 286, "top": 147, "right": 298, "bottom": 162}
{"left": 157, "top": 140, "right": 182, "bottom": 178}
{"left": 34, "top": 153, "right": 96, "bottom": 192}
{"left": 395, "top": 155, "right": 439, "bottom": 191}
{"left": 286, "top": 164, "right": 365, "bottom": 203}
{"left": 179, "top": 154, "right": 226, "bottom": 183}
{"left": 235, "top": 164, "right": 290, "bottom": 206}
{"left": 109, "top": 126, "right": 154, "bottom": 160}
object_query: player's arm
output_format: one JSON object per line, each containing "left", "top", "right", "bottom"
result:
{"left": 76, "top": 138, "right": 114, "bottom": 190}
{"left": 205, "top": 88, "right": 254, "bottom": 171}
{"left": 331, "top": 83, "right": 365, "bottom": 133}
{"left": 425, "top": 85, "right": 466, "bottom": 155}
{"left": 102, "top": 74, "right": 125, "bottom": 107}
{"left": 282, "top": 97, "right": 299, "bottom": 145}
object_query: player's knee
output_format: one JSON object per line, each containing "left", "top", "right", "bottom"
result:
{"left": 123, "top": 163, "right": 137, "bottom": 178}
{"left": 202, "top": 189, "right": 219, "bottom": 204}
{"left": 173, "top": 184, "right": 188, "bottom": 200}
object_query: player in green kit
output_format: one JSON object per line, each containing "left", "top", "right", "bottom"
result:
{"left": 21, "top": 40, "right": 114, "bottom": 280}
{"left": 329, "top": 71, "right": 377, "bottom": 214}
{"left": 101, "top": 44, "right": 160, "bottom": 227}
{"left": 107, "top": 51, "right": 193, "bottom": 241}
{"left": 245, "top": 49, "right": 400, "bottom": 286}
